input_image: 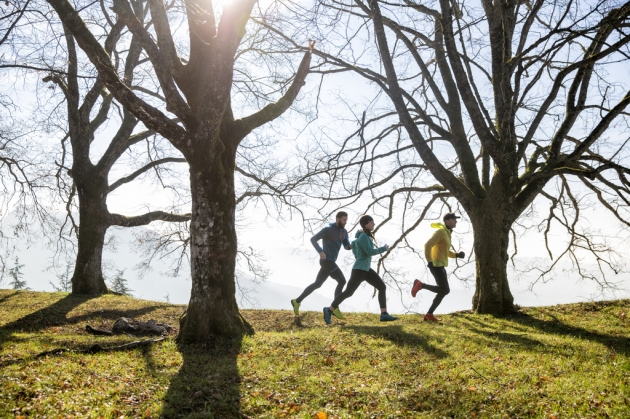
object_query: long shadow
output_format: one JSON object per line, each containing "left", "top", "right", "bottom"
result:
{"left": 454, "top": 315, "right": 552, "bottom": 352}
{"left": 505, "top": 311, "right": 630, "bottom": 356}
{"left": 0, "top": 291, "right": 19, "bottom": 305}
{"left": 0, "top": 294, "right": 92, "bottom": 349}
{"left": 0, "top": 293, "right": 163, "bottom": 351}
{"left": 343, "top": 324, "right": 449, "bottom": 359}
{"left": 465, "top": 325, "right": 551, "bottom": 352}
{"left": 161, "top": 337, "right": 244, "bottom": 418}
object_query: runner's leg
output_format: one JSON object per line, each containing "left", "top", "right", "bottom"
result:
{"left": 328, "top": 265, "right": 347, "bottom": 298}
{"left": 296, "top": 261, "right": 331, "bottom": 303}
{"left": 330, "top": 269, "right": 365, "bottom": 309}
{"left": 363, "top": 269, "right": 387, "bottom": 310}
{"left": 426, "top": 267, "right": 450, "bottom": 314}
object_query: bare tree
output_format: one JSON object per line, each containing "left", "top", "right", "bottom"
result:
{"left": 45, "top": 0, "right": 314, "bottom": 341}
{"left": 44, "top": 0, "right": 190, "bottom": 294}
{"left": 271, "top": 0, "right": 630, "bottom": 314}
{"left": 1, "top": 0, "right": 57, "bottom": 274}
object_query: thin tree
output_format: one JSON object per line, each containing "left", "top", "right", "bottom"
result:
{"left": 8, "top": 256, "right": 28, "bottom": 290}
{"left": 46, "top": 0, "right": 314, "bottom": 341}
{"left": 50, "top": 261, "right": 72, "bottom": 292}
{"left": 108, "top": 268, "right": 133, "bottom": 295}
{"left": 274, "top": 0, "right": 630, "bottom": 314}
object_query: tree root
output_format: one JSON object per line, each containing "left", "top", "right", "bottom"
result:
{"left": 35, "top": 337, "right": 167, "bottom": 358}
{"left": 0, "top": 337, "right": 168, "bottom": 367}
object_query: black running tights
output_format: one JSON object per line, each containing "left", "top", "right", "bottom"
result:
{"left": 296, "top": 260, "right": 346, "bottom": 303}
{"left": 331, "top": 268, "right": 387, "bottom": 309}
{"left": 424, "top": 265, "right": 450, "bottom": 314}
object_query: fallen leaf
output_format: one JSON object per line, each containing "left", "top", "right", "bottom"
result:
{"left": 315, "top": 412, "right": 327, "bottom": 419}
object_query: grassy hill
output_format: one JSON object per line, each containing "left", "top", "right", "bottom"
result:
{"left": 0, "top": 289, "right": 629, "bottom": 418}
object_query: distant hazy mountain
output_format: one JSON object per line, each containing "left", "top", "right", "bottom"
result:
{"left": 1, "top": 212, "right": 628, "bottom": 313}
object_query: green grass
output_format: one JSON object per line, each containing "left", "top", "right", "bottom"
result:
{"left": 1, "top": 289, "right": 629, "bottom": 418}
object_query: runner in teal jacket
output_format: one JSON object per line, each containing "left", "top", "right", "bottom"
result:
{"left": 323, "top": 215, "right": 398, "bottom": 324}
{"left": 351, "top": 229, "right": 388, "bottom": 271}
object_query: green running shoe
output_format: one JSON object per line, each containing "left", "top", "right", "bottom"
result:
{"left": 332, "top": 308, "right": 345, "bottom": 320}
{"left": 291, "top": 299, "right": 300, "bottom": 316}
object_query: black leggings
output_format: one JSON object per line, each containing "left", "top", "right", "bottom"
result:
{"left": 424, "top": 265, "right": 450, "bottom": 314}
{"left": 331, "top": 268, "right": 387, "bottom": 309}
{"left": 296, "top": 260, "right": 346, "bottom": 303}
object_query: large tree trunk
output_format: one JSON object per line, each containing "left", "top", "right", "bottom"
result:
{"left": 177, "top": 138, "right": 253, "bottom": 344}
{"left": 470, "top": 200, "right": 515, "bottom": 315}
{"left": 71, "top": 179, "right": 110, "bottom": 295}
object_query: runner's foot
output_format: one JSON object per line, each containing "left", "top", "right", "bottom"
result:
{"left": 411, "top": 279, "right": 423, "bottom": 297}
{"left": 332, "top": 308, "right": 345, "bottom": 320}
{"left": 291, "top": 299, "right": 300, "bottom": 316}
{"left": 323, "top": 307, "right": 333, "bottom": 325}
{"left": 380, "top": 312, "right": 398, "bottom": 322}
{"left": 423, "top": 314, "right": 439, "bottom": 322}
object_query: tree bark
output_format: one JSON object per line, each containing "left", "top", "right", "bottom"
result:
{"left": 470, "top": 196, "right": 515, "bottom": 315}
{"left": 176, "top": 137, "right": 254, "bottom": 343}
{"left": 71, "top": 174, "right": 110, "bottom": 295}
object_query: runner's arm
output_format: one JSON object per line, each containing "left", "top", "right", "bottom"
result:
{"left": 342, "top": 234, "right": 351, "bottom": 250}
{"left": 310, "top": 227, "right": 328, "bottom": 254}
{"left": 357, "top": 234, "right": 387, "bottom": 256}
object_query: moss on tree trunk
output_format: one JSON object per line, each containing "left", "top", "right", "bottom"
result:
{"left": 177, "top": 140, "right": 253, "bottom": 343}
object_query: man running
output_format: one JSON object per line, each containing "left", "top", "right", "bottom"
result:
{"left": 291, "top": 211, "right": 352, "bottom": 319}
{"left": 411, "top": 212, "right": 465, "bottom": 321}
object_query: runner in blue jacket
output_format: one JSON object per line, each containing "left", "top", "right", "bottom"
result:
{"left": 291, "top": 211, "right": 352, "bottom": 319}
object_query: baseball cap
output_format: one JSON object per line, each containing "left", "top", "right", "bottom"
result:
{"left": 443, "top": 213, "right": 461, "bottom": 221}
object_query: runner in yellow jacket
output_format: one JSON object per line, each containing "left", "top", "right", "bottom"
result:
{"left": 411, "top": 213, "right": 465, "bottom": 321}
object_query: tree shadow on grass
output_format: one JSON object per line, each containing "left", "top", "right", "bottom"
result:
{"left": 160, "top": 338, "right": 244, "bottom": 419}
{"left": 504, "top": 311, "right": 630, "bottom": 356}
{"left": 0, "top": 294, "right": 92, "bottom": 348}
{"left": 0, "top": 291, "right": 19, "bottom": 305}
{"left": 342, "top": 325, "right": 449, "bottom": 359}
{"left": 453, "top": 315, "right": 554, "bottom": 353}
{"left": 0, "top": 293, "right": 164, "bottom": 351}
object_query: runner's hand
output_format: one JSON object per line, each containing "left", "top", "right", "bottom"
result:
{"left": 457, "top": 251, "right": 465, "bottom": 258}
{"left": 383, "top": 244, "right": 390, "bottom": 250}
{"left": 320, "top": 252, "right": 326, "bottom": 260}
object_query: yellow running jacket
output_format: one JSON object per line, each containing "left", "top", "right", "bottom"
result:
{"left": 424, "top": 223, "right": 457, "bottom": 267}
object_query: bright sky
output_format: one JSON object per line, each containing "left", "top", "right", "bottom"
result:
{"left": 1, "top": 0, "right": 630, "bottom": 316}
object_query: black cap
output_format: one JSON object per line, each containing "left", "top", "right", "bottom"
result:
{"left": 359, "top": 215, "right": 374, "bottom": 228}
{"left": 443, "top": 212, "right": 460, "bottom": 221}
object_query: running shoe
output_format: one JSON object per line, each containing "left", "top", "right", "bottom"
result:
{"left": 411, "top": 279, "right": 423, "bottom": 297}
{"left": 291, "top": 299, "right": 300, "bottom": 316}
{"left": 332, "top": 308, "right": 345, "bottom": 320}
{"left": 423, "top": 314, "right": 439, "bottom": 322}
{"left": 323, "top": 307, "right": 332, "bottom": 325}
{"left": 380, "top": 312, "right": 398, "bottom": 322}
